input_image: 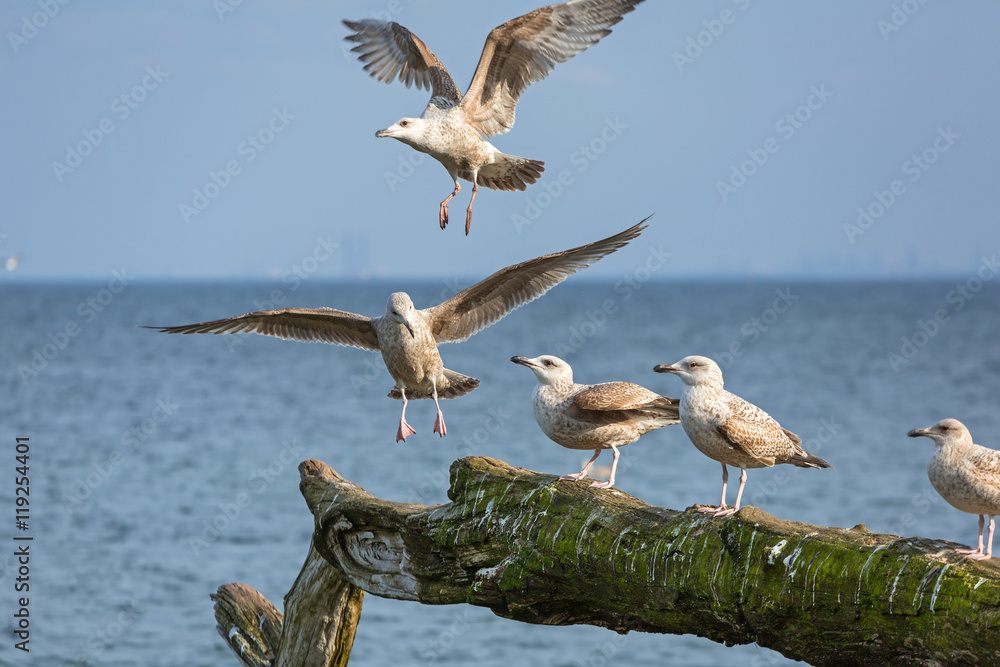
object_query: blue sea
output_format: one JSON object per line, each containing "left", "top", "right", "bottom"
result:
{"left": 2, "top": 279, "right": 999, "bottom": 666}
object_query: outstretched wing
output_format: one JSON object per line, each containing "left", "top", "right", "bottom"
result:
{"left": 342, "top": 19, "right": 462, "bottom": 104}
{"left": 460, "top": 0, "right": 643, "bottom": 136}
{"left": 426, "top": 218, "right": 648, "bottom": 343}
{"left": 143, "top": 307, "right": 381, "bottom": 351}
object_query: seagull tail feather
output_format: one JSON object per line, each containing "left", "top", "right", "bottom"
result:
{"left": 386, "top": 370, "right": 480, "bottom": 401}
{"left": 785, "top": 450, "right": 833, "bottom": 469}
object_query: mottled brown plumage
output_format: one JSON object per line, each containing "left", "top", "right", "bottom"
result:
{"left": 513, "top": 355, "right": 679, "bottom": 489}
{"left": 908, "top": 419, "right": 1000, "bottom": 560}
{"left": 654, "top": 355, "right": 831, "bottom": 516}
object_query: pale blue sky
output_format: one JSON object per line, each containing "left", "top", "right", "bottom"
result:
{"left": 2, "top": 0, "right": 998, "bottom": 280}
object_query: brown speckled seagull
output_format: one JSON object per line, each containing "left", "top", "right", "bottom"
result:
{"left": 907, "top": 419, "right": 1000, "bottom": 560}
{"left": 654, "top": 356, "right": 831, "bottom": 516}
{"left": 144, "top": 220, "right": 646, "bottom": 443}
{"left": 343, "top": 0, "right": 644, "bottom": 234}
{"left": 512, "top": 355, "right": 679, "bottom": 489}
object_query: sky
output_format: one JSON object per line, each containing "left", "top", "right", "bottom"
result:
{"left": 1, "top": 0, "right": 998, "bottom": 281}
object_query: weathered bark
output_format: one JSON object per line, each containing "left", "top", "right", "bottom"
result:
{"left": 297, "top": 455, "right": 1000, "bottom": 667}
{"left": 211, "top": 583, "right": 283, "bottom": 667}
{"left": 212, "top": 462, "right": 364, "bottom": 667}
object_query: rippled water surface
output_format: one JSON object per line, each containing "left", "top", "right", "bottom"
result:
{"left": 2, "top": 280, "right": 999, "bottom": 666}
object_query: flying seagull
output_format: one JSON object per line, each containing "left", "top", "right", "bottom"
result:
{"left": 907, "top": 419, "right": 1000, "bottom": 560}
{"left": 343, "top": 0, "right": 644, "bottom": 234}
{"left": 145, "top": 220, "right": 647, "bottom": 443}
{"left": 654, "top": 356, "right": 831, "bottom": 516}
{"left": 512, "top": 355, "right": 678, "bottom": 489}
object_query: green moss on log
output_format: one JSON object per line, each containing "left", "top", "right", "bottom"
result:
{"left": 302, "top": 456, "right": 1000, "bottom": 666}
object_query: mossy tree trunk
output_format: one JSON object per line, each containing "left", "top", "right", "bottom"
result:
{"left": 215, "top": 456, "right": 1000, "bottom": 666}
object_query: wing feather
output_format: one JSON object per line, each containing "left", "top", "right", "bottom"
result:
{"left": 342, "top": 19, "right": 462, "bottom": 103}
{"left": 143, "top": 308, "right": 380, "bottom": 351}
{"left": 426, "top": 218, "right": 647, "bottom": 343}
{"left": 461, "top": 0, "right": 643, "bottom": 136}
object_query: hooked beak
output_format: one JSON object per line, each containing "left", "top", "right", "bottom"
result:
{"left": 653, "top": 364, "right": 679, "bottom": 374}
{"left": 907, "top": 428, "right": 929, "bottom": 438}
{"left": 375, "top": 128, "right": 392, "bottom": 138}
{"left": 402, "top": 320, "right": 415, "bottom": 338}
{"left": 511, "top": 356, "right": 537, "bottom": 369}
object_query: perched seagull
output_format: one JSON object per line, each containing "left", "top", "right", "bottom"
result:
{"left": 653, "top": 356, "right": 831, "bottom": 516}
{"left": 145, "top": 220, "right": 646, "bottom": 443}
{"left": 343, "top": 0, "right": 644, "bottom": 234}
{"left": 907, "top": 419, "right": 1000, "bottom": 560}
{"left": 512, "top": 355, "right": 679, "bottom": 489}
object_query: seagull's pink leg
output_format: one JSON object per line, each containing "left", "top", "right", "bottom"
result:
{"left": 714, "top": 468, "right": 747, "bottom": 517}
{"left": 395, "top": 387, "right": 417, "bottom": 443}
{"left": 440, "top": 176, "right": 461, "bottom": 230}
{"left": 965, "top": 515, "right": 995, "bottom": 560}
{"left": 698, "top": 463, "right": 730, "bottom": 514}
{"left": 464, "top": 180, "right": 479, "bottom": 235}
{"left": 431, "top": 380, "right": 447, "bottom": 438}
{"left": 559, "top": 449, "right": 601, "bottom": 482}
{"left": 589, "top": 445, "right": 620, "bottom": 489}
{"left": 956, "top": 514, "right": 986, "bottom": 556}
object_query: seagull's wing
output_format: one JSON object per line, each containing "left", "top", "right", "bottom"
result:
{"left": 967, "top": 446, "right": 1000, "bottom": 488}
{"left": 342, "top": 19, "right": 462, "bottom": 104}
{"left": 426, "top": 218, "right": 647, "bottom": 343}
{"left": 142, "top": 308, "right": 381, "bottom": 351}
{"left": 715, "top": 394, "right": 792, "bottom": 462}
{"left": 460, "top": 0, "right": 643, "bottom": 137}
{"left": 569, "top": 382, "right": 678, "bottom": 426}
{"left": 574, "top": 382, "right": 679, "bottom": 414}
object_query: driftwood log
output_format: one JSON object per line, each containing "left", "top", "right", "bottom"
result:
{"left": 213, "top": 456, "right": 1000, "bottom": 666}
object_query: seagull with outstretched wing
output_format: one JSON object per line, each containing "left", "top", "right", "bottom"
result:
{"left": 343, "top": 0, "right": 644, "bottom": 234}
{"left": 145, "top": 219, "right": 648, "bottom": 443}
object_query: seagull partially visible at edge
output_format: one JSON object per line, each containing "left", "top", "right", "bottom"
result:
{"left": 908, "top": 419, "right": 1000, "bottom": 560}
{"left": 654, "top": 355, "right": 832, "bottom": 516}
{"left": 343, "top": 0, "right": 644, "bottom": 234}
{"left": 144, "top": 220, "right": 648, "bottom": 443}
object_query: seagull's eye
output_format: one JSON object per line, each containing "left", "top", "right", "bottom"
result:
{"left": 400, "top": 120, "right": 408, "bottom": 127}
{"left": 543, "top": 360, "right": 554, "bottom": 367}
